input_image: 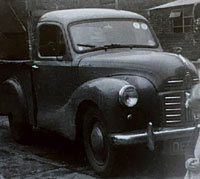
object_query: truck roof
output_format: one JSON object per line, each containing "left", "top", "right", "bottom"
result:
{"left": 39, "top": 8, "right": 147, "bottom": 25}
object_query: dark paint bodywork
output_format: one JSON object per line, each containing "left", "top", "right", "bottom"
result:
{"left": 0, "top": 9, "right": 199, "bottom": 145}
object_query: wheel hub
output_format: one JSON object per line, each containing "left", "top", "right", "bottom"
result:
{"left": 90, "top": 126, "right": 104, "bottom": 154}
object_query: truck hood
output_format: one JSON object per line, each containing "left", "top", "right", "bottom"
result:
{"left": 78, "top": 50, "right": 198, "bottom": 91}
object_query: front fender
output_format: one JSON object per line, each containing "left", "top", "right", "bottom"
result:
{"left": 60, "top": 78, "right": 130, "bottom": 140}
{"left": 115, "top": 75, "right": 157, "bottom": 108}
{"left": 114, "top": 75, "right": 160, "bottom": 127}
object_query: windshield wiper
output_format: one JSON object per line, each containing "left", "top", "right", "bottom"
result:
{"left": 96, "top": 44, "right": 136, "bottom": 50}
{"left": 77, "top": 43, "right": 96, "bottom": 48}
{"left": 77, "top": 43, "right": 132, "bottom": 49}
{"left": 77, "top": 43, "right": 155, "bottom": 52}
{"left": 104, "top": 43, "right": 129, "bottom": 48}
{"left": 101, "top": 44, "right": 157, "bottom": 49}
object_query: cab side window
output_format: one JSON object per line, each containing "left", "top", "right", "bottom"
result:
{"left": 39, "top": 24, "right": 66, "bottom": 57}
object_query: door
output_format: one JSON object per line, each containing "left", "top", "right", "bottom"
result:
{"left": 32, "top": 23, "right": 74, "bottom": 132}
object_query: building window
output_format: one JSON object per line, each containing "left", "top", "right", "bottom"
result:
{"left": 170, "top": 8, "right": 193, "bottom": 33}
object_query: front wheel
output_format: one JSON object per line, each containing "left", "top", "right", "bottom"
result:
{"left": 83, "top": 106, "right": 116, "bottom": 177}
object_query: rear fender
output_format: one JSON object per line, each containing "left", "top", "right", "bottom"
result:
{"left": 0, "top": 78, "right": 28, "bottom": 122}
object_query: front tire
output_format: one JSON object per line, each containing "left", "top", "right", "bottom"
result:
{"left": 83, "top": 106, "right": 116, "bottom": 177}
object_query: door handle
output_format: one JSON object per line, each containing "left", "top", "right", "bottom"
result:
{"left": 32, "top": 64, "right": 39, "bottom": 69}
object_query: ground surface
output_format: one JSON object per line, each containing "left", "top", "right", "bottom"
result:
{"left": 0, "top": 116, "right": 186, "bottom": 179}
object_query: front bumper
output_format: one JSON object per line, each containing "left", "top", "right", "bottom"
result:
{"left": 110, "top": 122, "right": 200, "bottom": 150}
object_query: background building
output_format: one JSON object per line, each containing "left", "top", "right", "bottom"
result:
{"left": 149, "top": 0, "right": 200, "bottom": 61}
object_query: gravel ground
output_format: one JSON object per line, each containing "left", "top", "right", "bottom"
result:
{"left": 0, "top": 116, "right": 186, "bottom": 179}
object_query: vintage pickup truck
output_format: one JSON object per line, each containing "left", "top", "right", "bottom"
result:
{"left": 0, "top": 8, "right": 199, "bottom": 176}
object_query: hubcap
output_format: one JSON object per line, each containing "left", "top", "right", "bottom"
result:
{"left": 90, "top": 125, "right": 104, "bottom": 154}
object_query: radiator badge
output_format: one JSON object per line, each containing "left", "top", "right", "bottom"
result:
{"left": 185, "top": 92, "right": 191, "bottom": 109}
{"left": 185, "top": 71, "right": 192, "bottom": 89}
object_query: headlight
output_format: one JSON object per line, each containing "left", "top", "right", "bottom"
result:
{"left": 119, "top": 85, "right": 138, "bottom": 107}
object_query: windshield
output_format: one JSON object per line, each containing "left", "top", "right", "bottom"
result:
{"left": 69, "top": 20, "right": 158, "bottom": 52}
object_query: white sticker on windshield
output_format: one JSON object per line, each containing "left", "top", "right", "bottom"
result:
{"left": 133, "top": 22, "right": 140, "bottom": 29}
{"left": 141, "top": 23, "right": 148, "bottom": 30}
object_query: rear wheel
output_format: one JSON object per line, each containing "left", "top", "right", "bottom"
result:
{"left": 83, "top": 106, "right": 116, "bottom": 177}
{"left": 8, "top": 113, "right": 32, "bottom": 144}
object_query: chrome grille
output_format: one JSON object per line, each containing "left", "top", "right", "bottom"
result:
{"left": 164, "top": 93, "right": 183, "bottom": 124}
{"left": 193, "top": 78, "right": 199, "bottom": 83}
{"left": 164, "top": 75, "right": 199, "bottom": 91}
{"left": 163, "top": 72, "right": 198, "bottom": 125}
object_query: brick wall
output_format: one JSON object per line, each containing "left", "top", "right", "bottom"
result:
{"left": 149, "top": 7, "right": 200, "bottom": 61}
